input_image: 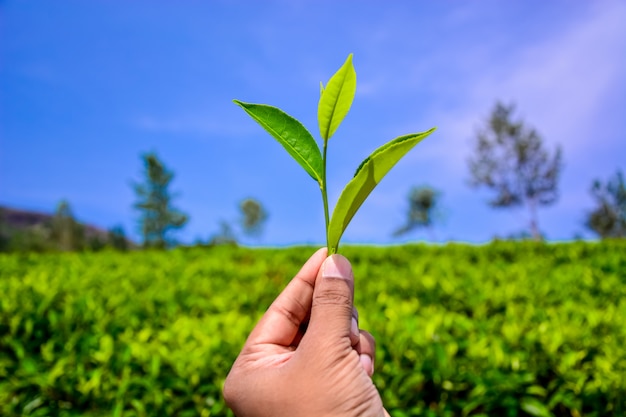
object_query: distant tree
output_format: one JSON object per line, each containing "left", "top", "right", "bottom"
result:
{"left": 208, "top": 220, "right": 238, "bottom": 246}
{"left": 393, "top": 186, "right": 441, "bottom": 240}
{"left": 107, "top": 225, "right": 129, "bottom": 251}
{"left": 87, "top": 235, "right": 108, "bottom": 251}
{"left": 10, "top": 225, "right": 53, "bottom": 253}
{"left": 468, "top": 102, "right": 562, "bottom": 240}
{"left": 239, "top": 198, "right": 268, "bottom": 239}
{"left": 50, "top": 200, "right": 85, "bottom": 251}
{"left": 0, "top": 208, "right": 10, "bottom": 252}
{"left": 133, "top": 153, "right": 188, "bottom": 249}
{"left": 585, "top": 170, "right": 626, "bottom": 238}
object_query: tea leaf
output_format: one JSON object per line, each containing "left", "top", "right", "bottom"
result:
{"left": 327, "top": 128, "right": 436, "bottom": 252}
{"left": 318, "top": 54, "right": 356, "bottom": 141}
{"left": 233, "top": 100, "right": 323, "bottom": 183}
{"left": 520, "top": 397, "right": 552, "bottom": 417}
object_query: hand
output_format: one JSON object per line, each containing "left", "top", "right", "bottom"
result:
{"left": 223, "top": 248, "right": 389, "bottom": 417}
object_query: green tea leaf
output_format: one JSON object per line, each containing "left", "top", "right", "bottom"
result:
{"left": 327, "top": 127, "right": 436, "bottom": 252}
{"left": 234, "top": 100, "right": 323, "bottom": 183}
{"left": 520, "top": 397, "right": 552, "bottom": 417}
{"left": 318, "top": 54, "right": 357, "bottom": 141}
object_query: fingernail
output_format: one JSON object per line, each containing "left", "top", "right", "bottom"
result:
{"left": 360, "top": 354, "right": 374, "bottom": 376}
{"left": 322, "top": 255, "right": 352, "bottom": 280}
{"left": 351, "top": 317, "right": 359, "bottom": 339}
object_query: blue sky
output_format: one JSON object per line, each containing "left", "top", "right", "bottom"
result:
{"left": 1, "top": 1, "right": 625, "bottom": 246}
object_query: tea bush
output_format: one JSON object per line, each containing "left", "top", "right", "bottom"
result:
{"left": 1, "top": 241, "right": 625, "bottom": 416}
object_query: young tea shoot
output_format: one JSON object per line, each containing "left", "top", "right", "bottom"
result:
{"left": 234, "top": 54, "right": 436, "bottom": 254}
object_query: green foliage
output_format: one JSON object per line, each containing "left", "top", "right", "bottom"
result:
{"left": 328, "top": 131, "right": 434, "bottom": 252}
{"left": 586, "top": 169, "right": 626, "bottom": 238}
{"left": 235, "top": 54, "right": 435, "bottom": 253}
{"left": 468, "top": 102, "right": 563, "bottom": 240}
{"left": 1, "top": 242, "right": 625, "bottom": 416}
{"left": 133, "top": 153, "right": 188, "bottom": 249}
{"left": 317, "top": 53, "right": 356, "bottom": 142}
{"left": 232, "top": 102, "right": 323, "bottom": 182}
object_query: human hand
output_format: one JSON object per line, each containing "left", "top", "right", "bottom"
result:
{"left": 223, "top": 248, "right": 389, "bottom": 417}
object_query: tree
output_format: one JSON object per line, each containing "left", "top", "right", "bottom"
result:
{"left": 239, "top": 198, "right": 268, "bottom": 239}
{"left": 393, "top": 186, "right": 441, "bottom": 240}
{"left": 208, "top": 220, "right": 238, "bottom": 246}
{"left": 9, "top": 224, "right": 53, "bottom": 253}
{"left": 468, "top": 102, "right": 562, "bottom": 240}
{"left": 0, "top": 208, "right": 10, "bottom": 252}
{"left": 585, "top": 170, "right": 626, "bottom": 238}
{"left": 107, "top": 225, "right": 130, "bottom": 251}
{"left": 133, "top": 153, "right": 188, "bottom": 249}
{"left": 50, "top": 200, "right": 85, "bottom": 251}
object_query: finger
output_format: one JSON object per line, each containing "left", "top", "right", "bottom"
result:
{"left": 247, "top": 247, "right": 327, "bottom": 347}
{"left": 307, "top": 254, "right": 355, "bottom": 341}
{"left": 350, "top": 307, "right": 359, "bottom": 346}
{"left": 356, "top": 330, "right": 376, "bottom": 377}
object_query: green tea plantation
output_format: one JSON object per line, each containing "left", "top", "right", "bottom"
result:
{"left": 1, "top": 241, "right": 625, "bottom": 416}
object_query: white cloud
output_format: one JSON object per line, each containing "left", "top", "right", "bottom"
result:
{"left": 339, "top": 2, "right": 626, "bottom": 242}
{"left": 399, "top": 1, "right": 626, "bottom": 176}
{"left": 500, "top": 1, "right": 626, "bottom": 155}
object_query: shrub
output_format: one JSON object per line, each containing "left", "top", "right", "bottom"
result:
{"left": 1, "top": 242, "right": 625, "bottom": 416}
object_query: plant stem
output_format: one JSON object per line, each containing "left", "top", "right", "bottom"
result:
{"left": 321, "top": 139, "right": 332, "bottom": 253}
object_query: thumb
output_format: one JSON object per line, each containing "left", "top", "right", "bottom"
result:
{"left": 307, "top": 254, "right": 355, "bottom": 341}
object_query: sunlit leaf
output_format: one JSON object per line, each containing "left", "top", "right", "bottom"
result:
{"left": 521, "top": 397, "right": 552, "bottom": 417}
{"left": 318, "top": 54, "right": 356, "bottom": 141}
{"left": 327, "top": 128, "right": 436, "bottom": 253}
{"left": 234, "top": 100, "right": 323, "bottom": 183}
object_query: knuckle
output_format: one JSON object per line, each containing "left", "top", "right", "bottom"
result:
{"left": 313, "top": 288, "right": 352, "bottom": 311}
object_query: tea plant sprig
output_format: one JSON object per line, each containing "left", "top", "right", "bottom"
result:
{"left": 234, "top": 54, "right": 436, "bottom": 254}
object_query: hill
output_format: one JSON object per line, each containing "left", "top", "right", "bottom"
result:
{"left": 0, "top": 205, "right": 108, "bottom": 237}
{"left": 0, "top": 205, "right": 132, "bottom": 251}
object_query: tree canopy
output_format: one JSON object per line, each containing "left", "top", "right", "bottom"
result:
{"left": 239, "top": 198, "right": 268, "bottom": 239}
{"left": 468, "top": 102, "right": 562, "bottom": 240}
{"left": 133, "top": 153, "right": 188, "bottom": 249}
{"left": 586, "top": 170, "right": 626, "bottom": 239}
{"left": 394, "top": 186, "right": 441, "bottom": 240}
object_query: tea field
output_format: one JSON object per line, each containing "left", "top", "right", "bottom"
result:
{"left": 1, "top": 241, "right": 625, "bottom": 416}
